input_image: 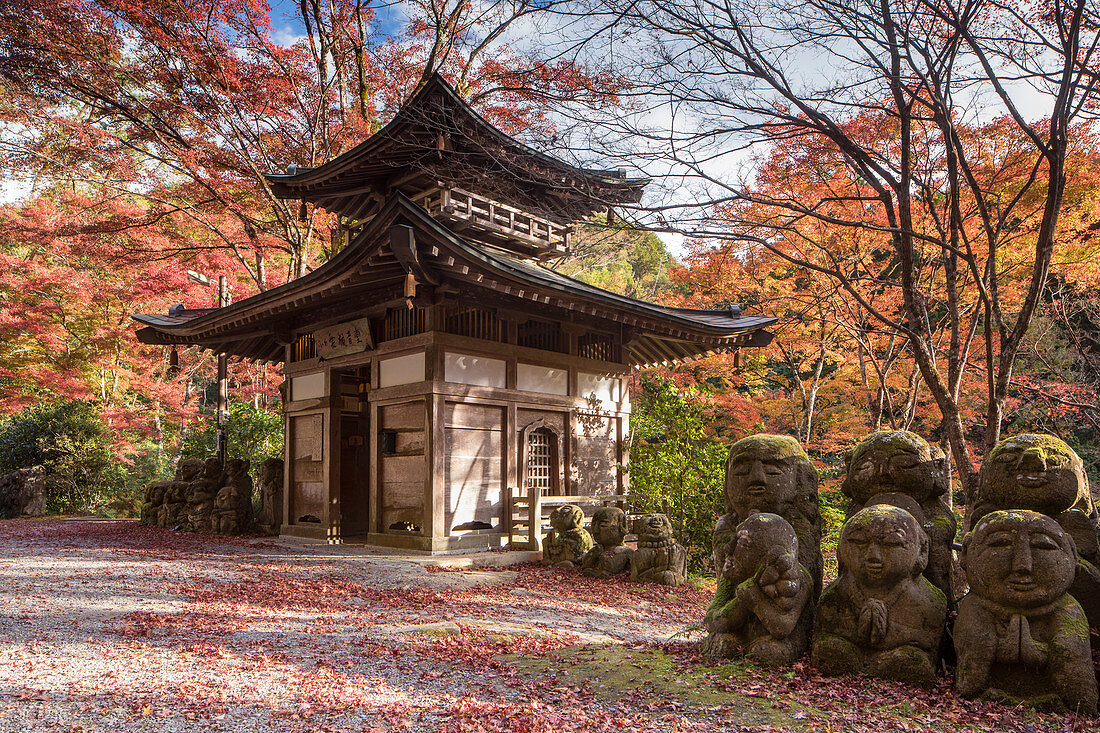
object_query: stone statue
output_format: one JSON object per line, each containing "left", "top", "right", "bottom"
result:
{"left": 955, "top": 511, "right": 1097, "bottom": 715}
{"left": 542, "top": 504, "right": 595, "bottom": 568}
{"left": 631, "top": 513, "right": 687, "bottom": 586}
{"left": 969, "top": 433, "right": 1100, "bottom": 637}
{"left": 255, "top": 457, "right": 284, "bottom": 535}
{"left": 159, "top": 458, "right": 203, "bottom": 528}
{"left": 213, "top": 459, "right": 252, "bottom": 535}
{"left": 140, "top": 479, "right": 170, "bottom": 525}
{"left": 842, "top": 431, "right": 955, "bottom": 604}
{"left": 186, "top": 457, "right": 224, "bottom": 533}
{"left": 714, "top": 435, "right": 822, "bottom": 601}
{"left": 703, "top": 513, "right": 812, "bottom": 665}
{"left": 811, "top": 505, "right": 948, "bottom": 686}
{"left": 581, "top": 506, "right": 633, "bottom": 578}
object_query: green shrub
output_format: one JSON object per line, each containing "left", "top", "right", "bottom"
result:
{"left": 626, "top": 375, "right": 728, "bottom": 574}
{"left": 180, "top": 401, "right": 283, "bottom": 490}
{"left": 0, "top": 400, "right": 127, "bottom": 514}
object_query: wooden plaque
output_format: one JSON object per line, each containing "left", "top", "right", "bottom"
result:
{"left": 313, "top": 317, "right": 373, "bottom": 359}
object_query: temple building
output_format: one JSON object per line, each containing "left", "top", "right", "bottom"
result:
{"left": 133, "top": 75, "right": 776, "bottom": 553}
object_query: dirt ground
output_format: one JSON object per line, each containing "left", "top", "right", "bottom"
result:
{"left": 0, "top": 519, "right": 1095, "bottom": 733}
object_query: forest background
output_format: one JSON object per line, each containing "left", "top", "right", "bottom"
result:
{"left": 1, "top": 0, "right": 1098, "bottom": 569}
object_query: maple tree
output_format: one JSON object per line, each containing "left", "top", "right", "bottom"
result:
{"left": 562, "top": 0, "right": 1100, "bottom": 494}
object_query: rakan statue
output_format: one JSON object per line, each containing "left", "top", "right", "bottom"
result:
{"left": 955, "top": 510, "right": 1097, "bottom": 714}
{"left": 842, "top": 431, "right": 956, "bottom": 603}
{"left": 969, "top": 433, "right": 1100, "bottom": 636}
{"left": 715, "top": 435, "right": 823, "bottom": 600}
{"left": 581, "top": 506, "right": 633, "bottom": 578}
{"left": 255, "top": 457, "right": 284, "bottom": 535}
{"left": 703, "top": 513, "right": 812, "bottom": 665}
{"left": 542, "top": 504, "right": 595, "bottom": 568}
{"left": 631, "top": 513, "right": 687, "bottom": 587}
{"left": 812, "top": 505, "right": 948, "bottom": 686}
{"left": 213, "top": 459, "right": 253, "bottom": 535}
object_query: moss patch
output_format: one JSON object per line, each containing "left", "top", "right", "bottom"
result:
{"left": 502, "top": 642, "right": 816, "bottom": 727}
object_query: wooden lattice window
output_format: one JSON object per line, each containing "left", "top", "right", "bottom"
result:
{"left": 517, "top": 318, "right": 565, "bottom": 353}
{"left": 383, "top": 307, "right": 426, "bottom": 341}
{"left": 526, "top": 430, "right": 553, "bottom": 496}
{"left": 521, "top": 420, "right": 561, "bottom": 497}
{"left": 291, "top": 334, "right": 316, "bottom": 362}
{"left": 578, "top": 332, "right": 616, "bottom": 362}
{"left": 444, "top": 305, "right": 503, "bottom": 342}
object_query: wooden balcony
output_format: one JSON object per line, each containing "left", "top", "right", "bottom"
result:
{"left": 412, "top": 186, "right": 571, "bottom": 259}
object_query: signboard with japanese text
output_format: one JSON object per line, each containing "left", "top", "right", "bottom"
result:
{"left": 313, "top": 317, "right": 374, "bottom": 359}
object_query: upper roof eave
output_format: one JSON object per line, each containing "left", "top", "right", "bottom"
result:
{"left": 263, "top": 74, "right": 650, "bottom": 196}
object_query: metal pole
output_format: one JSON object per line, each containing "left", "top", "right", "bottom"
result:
{"left": 217, "top": 275, "right": 228, "bottom": 463}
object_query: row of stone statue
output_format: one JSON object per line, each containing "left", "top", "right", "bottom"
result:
{"left": 138, "top": 456, "right": 284, "bottom": 536}
{"left": 702, "top": 431, "right": 1100, "bottom": 716}
{"left": 542, "top": 505, "right": 689, "bottom": 587}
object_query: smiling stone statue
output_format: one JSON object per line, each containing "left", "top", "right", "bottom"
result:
{"left": 842, "top": 431, "right": 956, "bottom": 604}
{"left": 811, "top": 505, "right": 948, "bottom": 686}
{"left": 969, "top": 434, "right": 1100, "bottom": 638}
{"left": 955, "top": 510, "right": 1097, "bottom": 715}
{"left": 714, "top": 435, "right": 822, "bottom": 600}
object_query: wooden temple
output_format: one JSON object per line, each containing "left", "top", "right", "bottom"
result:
{"left": 134, "top": 74, "right": 777, "bottom": 553}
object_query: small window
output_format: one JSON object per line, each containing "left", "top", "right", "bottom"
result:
{"left": 526, "top": 428, "right": 555, "bottom": 496}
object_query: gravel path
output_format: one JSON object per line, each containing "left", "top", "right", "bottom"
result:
{"left": 0, "top": 519, "right": 713, "bottom": 733}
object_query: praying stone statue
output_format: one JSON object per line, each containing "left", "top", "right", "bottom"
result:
{"left": 714, "top": 435, "right": 823, "bottom": 601}
{"left": 159, "top": 458, "right": 203, "bottom": 528}
{"left": 955, "top": 511, "right": 1097, "bottom": 715}
{"left": 631, "top": 513, "right": 687, "bottom": 586}
{"left": 812, "top": 505, "right": 948, "bottom": 686}
{"left": 581, "top": 506, "right": 633, "bottom": 578}
{"left": 255, "top": 457, "right": 284, "bottom": 535}
{"left": 842, "top": 431, "right": 956, "bottom": 604}
{"left": 968, "top": 433, "right": 1100, "bottom": 637}
{"left": 213, "top": 459, "right": 253, "bottom": 535}
{"left": 186, "top": 457, "right": 224, "bottom": 533}
{"left": 703, "top": 513, "right": 812, "bottom": 665}
{"left": 542, "top": 504, "right": 595, "bottom": 568}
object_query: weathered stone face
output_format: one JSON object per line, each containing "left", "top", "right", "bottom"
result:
{"left": 955, "top": 509, "right": 1098, "bottom": 714}
{"left": 979, "top": 434, "right": 1090, "bottom": 517}
{"left": 724, "top": 435, "right": 810, "bottom": 518}
{"left": 838, "top": 504, "right": 928, "bottom": 591}
{"left": 550, "top": 504, "right": 585, "bottom": 532}
{"left": 176, "top": 458, "right": 205, "bottom": 483}
{"left": 964, "top": 511, "right": 1076, "bottom": 611}
{"left": 590, "top": 506, "right": 627, "bottom": 550}
{"left": 635, "top": 513, "right": 673, "bottom": 542}
{"left": 843, "top": 431, "right": 945, "bottom": 506}
{"left": 726, "top": 512, "right": 799, "bottom": 584}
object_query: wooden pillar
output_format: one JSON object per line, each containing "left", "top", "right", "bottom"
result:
{"left": 425, "top": 393, "right": 446, "bottom": 544}
{"left": 324, "top": 368, "right": 339, "bottom": 543}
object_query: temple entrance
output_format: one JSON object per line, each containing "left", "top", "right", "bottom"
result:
{"left": 337, "top": 367, "right": 371, "bottom": 536}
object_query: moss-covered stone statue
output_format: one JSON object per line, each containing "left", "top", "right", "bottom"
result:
{"left": 186, "top": 457, "right": 224, "bottom": 533}
{"left": 703, "top": 513, "right": 812, "bottom": 665}
{"left": 542, "top": 504, "right": 595, "bottom": 568}
{"left": 631, "top": 513, "right": 687, "bottom": 586}
{"left": 968, "top": 433, "right": 1100, "bottom": 638}
{"left": 255, "top": 458, "right": 284, "bottom": 536}
{"left": 842, "top": 431, "right": 955, "bottom": 604}
{"left": 714, "top": 435, "right": 822, "bottom": 600}
{"left": 955, "top": 511, "right": 1097, "bottom": 715}
{"left": 140, "top": 477, "right": 171, "bottom": 526}
{"left": 213, "top": 459, "right": 253, "bottom": 535}
{"left": 812, "top": 505, "right": 948, "bottom": 687}
{"left": 158, "top": 458, "right": 203, "bottom": 528}
{"left": 581, "top": 506, "right": 633, "bottom": 578}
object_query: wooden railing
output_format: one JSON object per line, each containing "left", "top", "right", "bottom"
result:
{"left": 412, "top": 186, "right": 571, "bottom": 258}
{"left": 507, "top": 492, "right": 630, "bottom": 551}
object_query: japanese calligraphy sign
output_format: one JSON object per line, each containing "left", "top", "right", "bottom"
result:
{"left": 313, "top": 317, "right": 374, "bottom": 359}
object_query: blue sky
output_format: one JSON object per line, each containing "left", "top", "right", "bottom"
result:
{"left": 268, "top": 0, "right": 408, "bottom": 44}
